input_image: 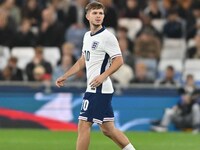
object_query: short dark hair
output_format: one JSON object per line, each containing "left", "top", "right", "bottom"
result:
{"left": 167, "top": 65, "right": 174, "bottom": 71}
{"left": 85, "top": 1, "right": 105, "bottom": 13}
{"left": 186, "top": 74, "right": 193, "bottom": 79}
{"left": 9, "top": 56, "right": 18, "bottom": 63}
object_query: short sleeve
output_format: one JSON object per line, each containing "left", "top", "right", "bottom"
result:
{"left": 82, "top": 32, "right": 87, "bottom": 56}
{"left": 104, "top": 33, "right": 122, "bottom": 59}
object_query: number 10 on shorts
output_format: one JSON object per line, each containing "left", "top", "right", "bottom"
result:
{"left": 81, "top": 99, "right": 89, "bottom": 111}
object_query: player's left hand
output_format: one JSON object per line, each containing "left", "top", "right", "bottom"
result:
{"left": 89, "top": 74, "right": 107, "bottom": 88}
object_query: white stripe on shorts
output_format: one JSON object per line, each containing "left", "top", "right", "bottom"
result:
{"left": 93, "top": 118, "right": 103, "bottom": 124}
{"left": 103, "top": 117, "right": 114, "bottom": 122}
{"left": 78, "top": 116, "right": 88, "bottom": 121}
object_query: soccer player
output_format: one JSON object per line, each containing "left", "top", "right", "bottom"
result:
{"left": 55, "top": 2, "right": 136, "bottom": 150}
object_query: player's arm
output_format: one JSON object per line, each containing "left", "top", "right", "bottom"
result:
{"left": 90, "top": 56, "right": 123, "bottom": 88}
{"left": 103, "top": 56, "right": 123, "bottom": 77}
{"left": 56, "top": 55, "right": 85, "bottom": 87}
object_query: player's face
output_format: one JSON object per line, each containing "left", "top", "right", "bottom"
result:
{"left": 86, "top": 9, "right": 104, "bottom": 26}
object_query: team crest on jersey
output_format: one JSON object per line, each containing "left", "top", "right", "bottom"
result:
{"left": 91, "top": 41, "right": 99, "bottom": 50}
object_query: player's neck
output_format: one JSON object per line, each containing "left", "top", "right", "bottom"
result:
{"left": 90, "top": 25, "right": 103, "bottom": 35}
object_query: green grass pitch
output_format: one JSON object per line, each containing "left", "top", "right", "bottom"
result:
{"left": 0, "top": 129, "right": 199, "bottom": 150}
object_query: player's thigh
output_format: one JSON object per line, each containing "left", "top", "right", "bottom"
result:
{"left": 99, "top": 121, "right": 115, "bottom": 133}
{"left": 78, "top": 120, "right": 93, "bottom": 131}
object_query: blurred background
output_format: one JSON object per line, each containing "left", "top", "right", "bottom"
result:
{"left": 0, "top": 0, "right": 200, "bottom": 149}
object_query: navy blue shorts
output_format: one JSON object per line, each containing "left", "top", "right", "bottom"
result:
{"left": 78, "top": 92, "right": 114, "bottom": 124}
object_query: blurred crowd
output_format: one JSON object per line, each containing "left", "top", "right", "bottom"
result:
{"left": 0, "top": 0, "right": 200, "bottom": 133}
{"left": 0, "top": 0, "right": 200, "bottom": 87}
{"left": 151, "top": 74, "right": 200, "bottom": 133}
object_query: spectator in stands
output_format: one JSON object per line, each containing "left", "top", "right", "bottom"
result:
{"left": 52, "top": 54, "right": 75, "bottom": 82}
{"left": 186, "top": 33, "right": 200, "bottom": 58}
{"left": 0, "top": 0, "right": 21, "bottom": 26}
{"left": 119, "top": 0, "right": 140, "bottom": 19}
{"left": 116, "top": 26, "right": 133, "bottom": 52}
{"left": 186, "top": 3, "right": 200, "bottom": 40}
{"left": 163, "top": 9, "right": 184, "bottom": 38}
{"left": 99, "top": 0, "right": 118, "bottom": 29}
{"left": 6, "top": 56, "right": 23, "bottom": 81}
{"left": 50, "top": 0, "right": 70, "bottom": 24}
{"left": 15, "top": 0, "right": 24, "bottom": 7}
{"left": 113, "top": 0, "right": 126, "bottom": 10}
{"left": 118, "top": 37, "right": 134, "bottom": 68}
{"left": 32, "top": 65, "right": 46, "bottom": 81}
{"left": 59, "top": 42, "right": 86, "bottom": 82}
{"left": 176, "top": 0, "right": 193, "bottom": 20}
{"left": 193, "top": 89, "right": 200, "bottom": 105}
{"left": 160, "top": 0, "right": 177, "bottom": 17}
{"left": 25, "top": 46, "right": 52, "bottom": 81}
{"left": 0, "top": 56, "right": 23, "bottom": 81}
{"left": 21, "top": 0, "right": 42, "bottom": 26}
{"left": 64, "top": 0, "right": 89, "bottom": 29}
{"left": 0, "top": 9, "right": 16, "bottom": 47}
{"left": 179, "top": 74, "right": 198, "bottom": 96}
{"left": 136, "top": 13, "right": 162, "bottom": 39}
{"left": 0, "top": 66, "right": 12, "bottom": 81}
{"left": 65, "top": 23, "right": 87, "bottom": 58}
{"left": 59, "top": 42, "right": 77, "bottom": 64}
{"left": 151, "top": 93, "right": 200, "bottom": 133}
{"left": 14, "top": 18, "right": 36, "bottom": 46}
{"left": 137, "top": 0, "right": 148, "bottom": 10}
{"left": 37, "top": 7, "right": 65, "bottom": 47}
{"left": 134, "top": 32, "right": 161, "bottom": 60}
{"left": 156, "top": 65, "right": 177, "bottom": 87}
{"left": 144, "top": 0, "right": 162, "bottom": 19}
{"left": 131, "top": 62, "right": 154, "bottom": 83}
{"left": 111, "top": 64, "right": 134, "bottom": 87}
{"left": 64, "top": 0, "right": 89, "bottom": 56}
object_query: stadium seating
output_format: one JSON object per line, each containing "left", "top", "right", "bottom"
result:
{"left": 161, "top": 48, "right": 185, "bottom": 60}
{"left": 135, "top": 58, "right": 157, "bottom": 80}
{"left": 43, "top": 47, "right": 61, "bottom": 68}
{"left": 118, "top": 18, "right": 142, "bottom": 40}
{"left": 158, "top": 59, "right": 183, "bottom": 80}
{"left": 0, "top": 46, "right": 10, "bottom": 70}
{"left": 183, "top": 70, "right": 200, "bottom": 82}
{"left": 184, "top": 59, "right": 200, "bottom": 83}
{"left": 152, "top": 19, "right": 166, "bottom": 32}
{"left": 187, "top": 38, "right": 195, "bottom": 49}
{"left": 184, "top": 59, "right": 200, "bottom": 70}
{"left": 11, "top": 47, "right": 35, "bottom": 70}
{"left": 161, "top": 38, "right": 186, "bottom": 60}
{"left": 163, "top": 38, "right": 186, "bottom": 49}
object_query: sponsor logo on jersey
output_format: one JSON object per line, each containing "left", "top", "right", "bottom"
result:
{"left": 91, "top": 41, "right": 99, "bottom": 50}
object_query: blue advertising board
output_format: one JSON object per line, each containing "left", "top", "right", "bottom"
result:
{"left": 0, "top": 86, "right": 179, "bottom": 131}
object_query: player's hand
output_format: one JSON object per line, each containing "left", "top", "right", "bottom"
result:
{"left": 55, "top": 75, "right": 67, "bottom": 88}
{"left": 89, "top": 74, "right": 107, "bottom": 88}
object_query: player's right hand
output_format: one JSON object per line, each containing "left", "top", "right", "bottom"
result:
{"left": 55, "top": 76, "right": 67, "bottom": 88}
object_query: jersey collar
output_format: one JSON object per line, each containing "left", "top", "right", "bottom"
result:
{"left": 90, "top": 26, "right": 105, "bottom": 36}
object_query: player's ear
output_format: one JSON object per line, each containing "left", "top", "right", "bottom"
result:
{"left": 86, "top": 13, "right": 89, "bottom": 21}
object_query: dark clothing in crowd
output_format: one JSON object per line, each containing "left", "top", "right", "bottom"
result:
{"left": 65, "top": 5, "right": 89, "bottom": 28}
{"left": 14, "top": 31, "right": 36, "bottom": 47}
{"left": 177, "top": 100, "right": 194, "bottom": 116}
{"left": 0, "top": 67, "right": 23, "bottom": 81}
{"left": 120, "top": 7, "right": 140, "bottom": 18}
{"left": 163, "top": 21, "right": 184, "bottom": 38}
{"left": 159, "top": 79, "right": 176, "bottom": 85}
{"left": 0, "top": 27, "right": 16, "bottom": 47}
{"left": 103, "top": 6, "right": 118, "bottom": 29}
{"left": 26, "top": 60, "right": 52, "bottom": 81}
{"left": 186, "top": 47, "right": 200, "bottom": 58}
{"left": 37, "top": 22, "right": 65, "bottom": 47}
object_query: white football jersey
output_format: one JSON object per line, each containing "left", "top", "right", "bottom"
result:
{"left": 82, "top": 27, "right": 122, "bottom": 94}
